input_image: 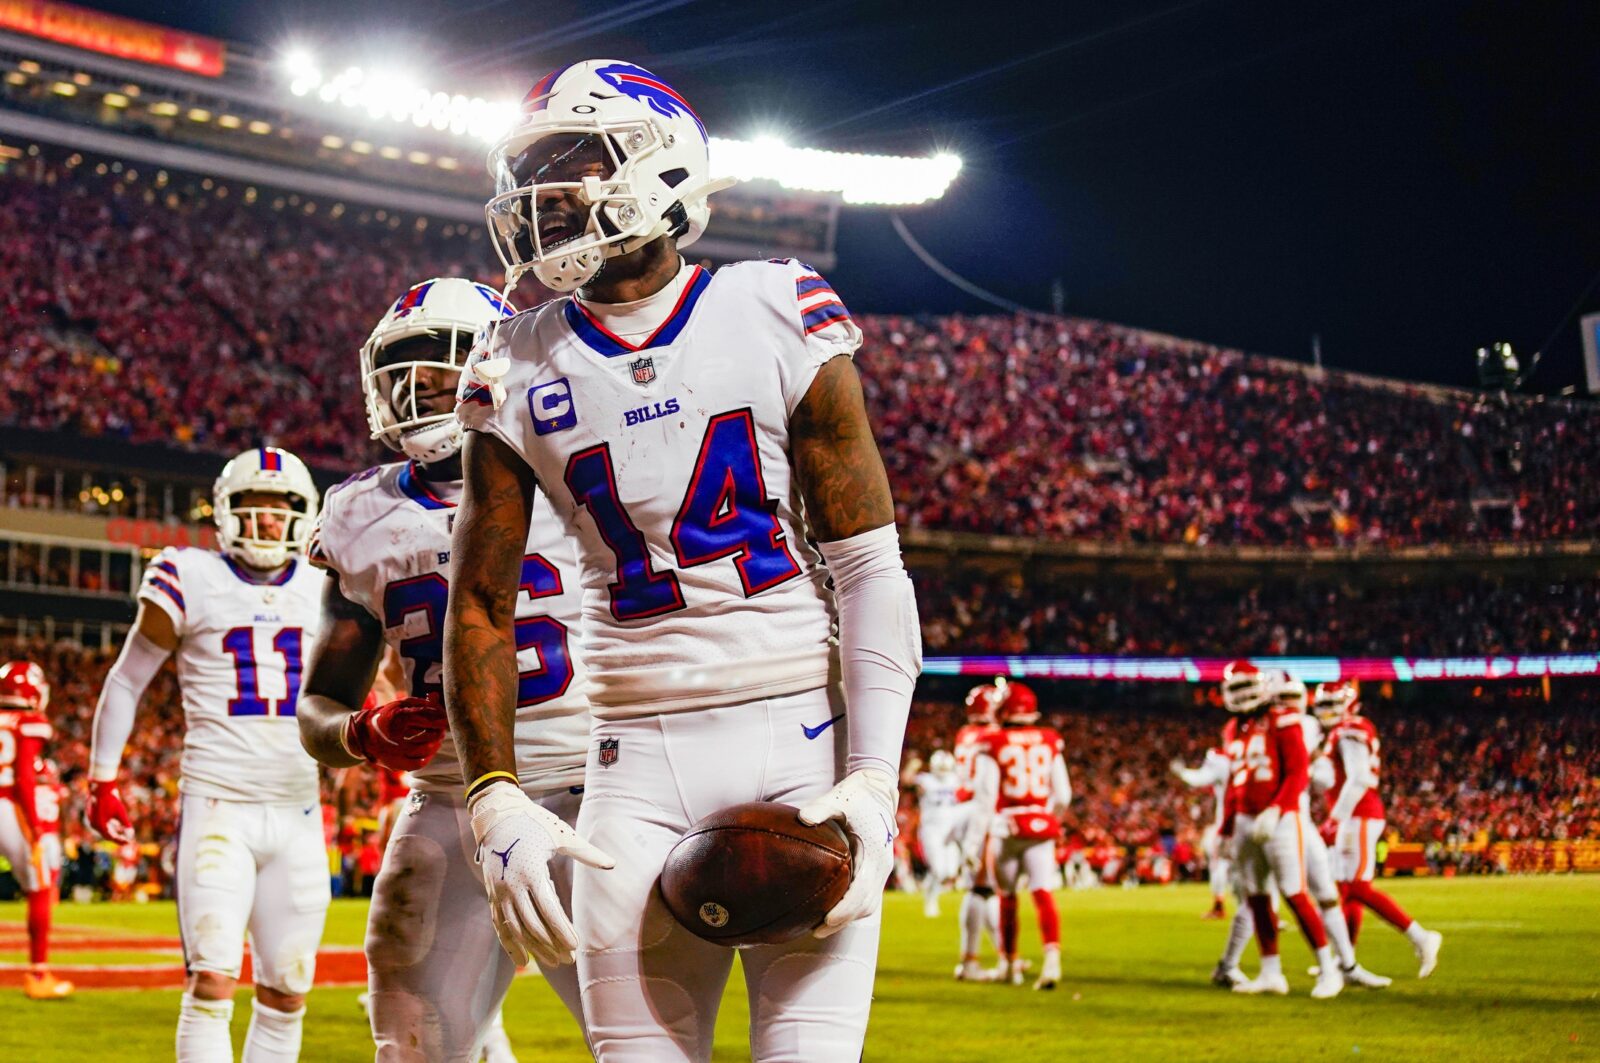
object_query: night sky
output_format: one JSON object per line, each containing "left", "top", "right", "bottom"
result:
{"left": 93, "top": 0, "right": 1600, "bottom": 392}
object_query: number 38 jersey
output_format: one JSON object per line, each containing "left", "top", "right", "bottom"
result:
{"left": 307, "top": 461, "right": 589, "bottom": 792}
{"left": 982, "top": 725, "right": 1068, "bottom": 841}
{"left": 138, "top": 547, "right": 323, "bottom": 803}
{"left": 456, "top": 259, "right": 861, "bottom": 719}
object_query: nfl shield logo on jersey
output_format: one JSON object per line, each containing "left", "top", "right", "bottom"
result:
{"left": 629, "top": 356, "right": 655, "bottom": 386}
{"left": 598, "top": 738, "right": 620, "bottom": 767}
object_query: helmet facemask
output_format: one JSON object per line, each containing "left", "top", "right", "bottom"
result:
{"left": 362, "top": 332, "right": 470, "bottom": 465}
{"left": 216, "top": 490, "right": 312, "bottom": 571}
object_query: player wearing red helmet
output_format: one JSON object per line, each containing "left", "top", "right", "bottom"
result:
{"left": 951, "top": 682, "right": 1003, "bottom": 981}
{"left": 1314, "top": 682, "right": 1442, "bottom": 978}
{"left": 972, "top": 680, "right": 1071, "bottom": 990}
{"left": 0, "top": 661, "right": 72, "bottom": 999}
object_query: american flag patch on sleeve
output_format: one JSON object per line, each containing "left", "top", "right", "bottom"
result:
{"left": 796, "top": 273, "right": 852, "bottom": 336}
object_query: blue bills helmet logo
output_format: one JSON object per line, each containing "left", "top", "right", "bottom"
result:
{"left": 629, "top": 356, "right": 656, "bottom": 386}
{"left": 598, "top": 738, "right": 620, "bottom": 767}
{"left": 594, "top": 62, "right": 707, "bottom": 142}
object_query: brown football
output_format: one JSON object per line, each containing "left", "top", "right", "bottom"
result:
{"left": 659, "top": 801, "right": 852, "bottom": 947}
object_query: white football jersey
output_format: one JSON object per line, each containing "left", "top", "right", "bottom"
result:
{"left": 457, "top": 259, "right": 861, "bottom": 718}
{"left": 137, "top": 547, "right": 322, "bottom": 803}
{"left": 308, "top": 461, "right": 589, "bottom": 791}
{"left": 915, "top": 772, "right": 962, "bottom": 822}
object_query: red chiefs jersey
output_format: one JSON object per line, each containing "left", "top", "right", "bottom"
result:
{"left": 1237, "top": 705, "right": 1309, "bottom": 816}
{"left": 952, "top": 722, "right": 999, "bottom": 802}
{"left": 34, "top": 777, "right": 64, "bottom": 835}
{"left": 1220, "top": 717, "right": 1245, "bottom": 836}
{"left": 1324, "top": 714, "right": 1385, "bottom": 819}
{"left": 984, "top": 724, "right": 1065, "bottom": 840}
{"left": 0, "top": 710, "right": 49, "bottom": 811}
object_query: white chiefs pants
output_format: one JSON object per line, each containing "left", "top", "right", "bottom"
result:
{"left": 366, "top": 785, "right": 585, "bottom": 1063}
{"left": 0, "top": 798, "right": 45, "bottom": 892}
{"left": 1236, "top": 808, "right": 1332, "bottom": 902}
{"left": 574, "top": 686, "right": 880, "bottom": 1063}
{"left": 175, "top": 795, "right": 330, "bottom": 994}
{"left": 1334, "top": 816, "right": 1385, "bottom": 883}
{"left": 993, "top": 836, "right": 1062, "bottom": 893}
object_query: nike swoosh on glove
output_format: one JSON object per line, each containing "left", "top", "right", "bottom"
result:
{"left": 469, "top": 782, "right": 615, "bottom": 968}
{"left": 88, "top": 779, "right": 135, "bottom": 844}
{"left": 343, "top": 695, "right": 449, "bottom": 771}
{"left": 797, "top": 768, "right": 898, "bottom": 939}
{"left": 1249, "top": 805, "right": 1282, "bottom": 845}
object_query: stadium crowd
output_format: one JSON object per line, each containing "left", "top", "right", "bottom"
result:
{"left": 6, "top": 632, "right": 1594, "bottom": 897}
{"left": 917, "top": 570, "right": 1600, "bottom": 657}
{"left": 4, "top": 154, "right": 1600, "bottom": 548}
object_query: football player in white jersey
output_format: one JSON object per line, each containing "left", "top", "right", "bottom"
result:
{"left": 909, "top": 750, "right": 964, "bottom": 917}
{"left": 446, "top": 60, "right": 921, "bottom": 1061}
{"left": 1169, "top": 743, "right": 1233, "bottom": 920}
{"left": 88, "top": 447, "right": 327, "bottom": 1063}
{"left": 296, "top": 277, "right": 592, "bottom": 1062}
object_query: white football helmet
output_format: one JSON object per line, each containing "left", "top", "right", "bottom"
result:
{"left": 1274, "top": 673, "right": 1308, "bottom": 712}
{"left": 213, "top": 447, "right": 318, "bottom": 571}
{"left": 1312, "top": 681, "right": 1360, "bottom": 727}
{"left": 485, "top": 59, "right": 735, "bottom": 292}
{"left": 1221, "top": 660, "right": 1272, "bottom": 714}
{"left": 929, "top": 750, "right": 957, "bottom": 779}
{"left": 361, "top": 278, "right": 517, "bottom": 464}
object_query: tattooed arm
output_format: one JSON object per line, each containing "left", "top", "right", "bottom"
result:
{"left": 443, "top": 431, "right": 538, "bottom": 787}
{"left": 298, "top": 575, "right": 386, "bottom": 768}
{"left": 790, "top": 355, "right": 895, "bottom": 541}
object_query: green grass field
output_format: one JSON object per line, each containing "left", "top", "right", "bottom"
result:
{"left": 2, "top": 877, "right": 1597, "bottom": 1061}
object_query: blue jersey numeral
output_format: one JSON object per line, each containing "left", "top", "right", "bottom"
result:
{"left": 382, "top": 558, "right": 574, "bottom": 706}
{"left": 565, "top": 410, "right": 800, "bottom": 620}
{"left": 565, "top": 444, "right": 685, "bottom": 621}
{"left": 222, "top": 625, "right": 305, "bottom": 716}
{"left": 671, "top": 409, "right": 801, "bottom": 595}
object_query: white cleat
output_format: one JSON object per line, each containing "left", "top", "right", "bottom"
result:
{"left": 954, "top": 959, "right": 986, "bottom": 981}
{"left": 1307, "top": 965, "right": 1321, "bottom": 977}
{"left": 1342, "top": 963, "right": 1392, "bottom": 989}
{"left": 1415, "top": 930, "right": 1443, "bottom": 979}
{"left": 923, "top": 894, "right": 941, "bottom": 918}
{"left": 1034, "top": 950, "right": 1061, "bottom": 991}
{"left": 1004, "top": 958, "right": 1029, "bottom": 986}
{"left": 1212, "top": 962, "right": 1247, "bottom": 988}
{"left": 1232, "top": 972, "right": 1290, "bottom": 996}
{"left": 1311, "top": 965, "right": 1345, "bottom": 999}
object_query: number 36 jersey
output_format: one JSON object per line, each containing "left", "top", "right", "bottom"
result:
{"left": 307, "top": 461, "right": 589, "bottom": 792}
{"left": 456, "top": 259, "right": 861, "bottom": 719}
{"left": 138, "top": 547, "right": 323, "bottom": 804}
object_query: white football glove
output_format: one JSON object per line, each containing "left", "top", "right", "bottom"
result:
{"left": 469, "top": 782, "right": 615, "bottom": 968}
{"left": 1249, "top": 805, "right": 1282, "bottom": 845}
{"left": 797, "top": 768, "right": 898, "bottom": 939}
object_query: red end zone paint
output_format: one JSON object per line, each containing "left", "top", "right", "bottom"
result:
{"left": 0, "top": 922, "right": 367, "bottom": 991}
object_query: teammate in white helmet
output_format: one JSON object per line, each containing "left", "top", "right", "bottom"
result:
{"left": 448, "top": 59, "right": 919, "bottom": 1060}
{"left": 296, "top": 278, "right": 592, "bottom": 1061}
{"left": 88, "top": 447, "right": 326, "bottom": 1062}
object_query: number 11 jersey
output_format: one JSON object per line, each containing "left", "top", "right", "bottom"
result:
{"left": 457, "top": 258, "right": 860, "bottom": 718}
{"left": 138, "top": 547, "right": 323, "bottom": 804}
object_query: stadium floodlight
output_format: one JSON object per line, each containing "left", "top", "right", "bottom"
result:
{"left": 277, "top": 63, "right": 961, "bottom": 204}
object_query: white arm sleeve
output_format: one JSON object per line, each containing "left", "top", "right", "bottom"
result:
{"left": 817, "top": 524, "right": 922, "bottom": 777}
{"left": 1309, "top": 753, "right": 1337, "bottom": 796}
{"left": 90, "top": 630, "right": 171, "bottom": 781}
{"left": 1329, "top": 736, "right": 1373, "bottom": 822}
{"left": 1050, "top": 754, "right": 1072, "bottom": 816}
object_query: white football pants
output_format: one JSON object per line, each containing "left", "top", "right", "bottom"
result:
{"left": 574, "top": 686, "right": 881, "bottom": 1063}
{"left": 175, "top": 795, "right": 330, "bottom": 994}
{"left": 366, "top": 785, "right": 585, "bottom": 1062}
